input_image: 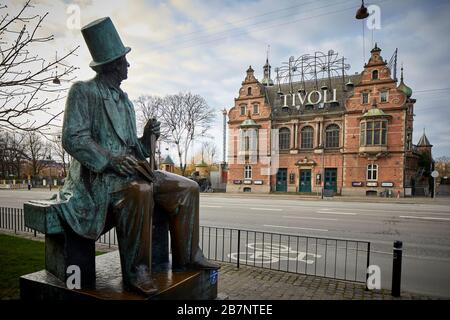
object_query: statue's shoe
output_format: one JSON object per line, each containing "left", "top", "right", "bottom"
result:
{"left": 127, "top": 278, "right": 158, "bottom": 296}
{"left": 172, "top": 258, "right": 221, "bottom": 271}
{"left": 191, "top": 257, "right": 221, "bottom": 270}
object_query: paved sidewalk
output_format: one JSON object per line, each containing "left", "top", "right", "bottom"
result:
{"left": 202, "top": 192, "right": 450, "bottom": 205}
{"left": 217, "top": 263, "right": 440, "bottom": 300}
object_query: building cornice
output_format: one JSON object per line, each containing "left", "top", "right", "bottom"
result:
{"left": 355, "top": 79, "right": 396, "bottom": 87}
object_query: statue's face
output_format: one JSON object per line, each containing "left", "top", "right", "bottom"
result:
{"left": 117, "top": 56, "right": 130, "bottom": 81}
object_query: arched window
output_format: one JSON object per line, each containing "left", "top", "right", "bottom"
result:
{"left": 301, "top": 126, "right": 314, "bottom": 149}
{"left": 325, "top": 124, "right": 340, "bottom": 148}
{"left": 247, "top": 87, "right": 252, "bottom": 95}
{"left": 279, "top": 127, "right": 290, "bottom": 150}
{"left": 372, "top": 70, "right": 379, "bottom": 80}
{"left": 244, "top": 165, "right": 252, "bottom": 179}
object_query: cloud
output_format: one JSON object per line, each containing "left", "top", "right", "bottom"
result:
{"left": 3, "top": 0, "right": 450, "bottom": 161}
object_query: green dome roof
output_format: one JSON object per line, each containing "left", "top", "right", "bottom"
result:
{"left": 362, "top": 107, "right": 388, "bottom": 118}
{"left": 361, "top": 99, "right": 391, "bottom": 119}
{"left": 161, "top": 155, "right": 174, "bottom": 165}
{"left": 397, "top": 67, "right": 412, "bottom": 98}
{"left": 397, "top": 80, "right": 412, "bottom": 98}
{"left": 240, "top": 118, "right": 258, "bottom": 127}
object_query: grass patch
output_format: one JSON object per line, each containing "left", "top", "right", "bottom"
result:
{"left": 0, "top": 234, "right": 104, "bottom": 300}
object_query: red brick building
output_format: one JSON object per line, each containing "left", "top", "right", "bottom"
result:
{"left": 226, "top": 44, "right": 432, "bottom": 196}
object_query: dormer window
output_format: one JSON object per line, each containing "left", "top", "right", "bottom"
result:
{"left": 380, "top": 90, "right": 388, "bottom": 103}
{"left": 240, "top": 104, "right": 246, "bottom": 116}
{"left": 247, "top": 87, "right": 252, "bottom": 96}
{"left": 362, "top": 92, "right": 369, "bottom": 104}
{"left": 372, "top": 70, "right": 379, "bottom": 80}
{"left": 253, "top": 103, "right": 259, "bottom": 114}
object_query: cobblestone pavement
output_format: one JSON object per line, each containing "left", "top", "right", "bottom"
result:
{"left": 217, "top": 263, "right": 439, "bottom": 300}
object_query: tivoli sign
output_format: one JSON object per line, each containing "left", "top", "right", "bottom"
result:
{"left": 280, "top": 89, "right": 338, "bottom": 109}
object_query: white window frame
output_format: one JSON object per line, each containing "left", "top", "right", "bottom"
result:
{"left": 244, "top": 165, "right": 252, "bottom": 179}
{"left": 367, "top": 164, "right": 378, "bottom": 181}
{"left": 362, "top": 92, "right": 369, "bottom": 104}
{"left": 240, "top": 104, "right": 247, "bottom": 116}
{"left": 253, "top": 103, "right": 259, "bottom": 114}
{"left": 380, "top": 90, "right": 388, "bottom": 103}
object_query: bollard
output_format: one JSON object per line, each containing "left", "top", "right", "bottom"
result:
{"left": 391, "top": 240, "right": 403, "bottom": 297}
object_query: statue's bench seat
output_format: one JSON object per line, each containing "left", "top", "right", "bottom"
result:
{"left": 24, "top": 200, "right": 97, "bottom": 288}
{"left": 23, "top": 200, "right": 169, "bottom": 289}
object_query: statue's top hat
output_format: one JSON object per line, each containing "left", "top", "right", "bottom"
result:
{"left": 81, "top": 17, "right": 131, "bottom": 67}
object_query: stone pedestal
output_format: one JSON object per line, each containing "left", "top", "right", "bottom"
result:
{"left": 20, "top": 251, "right": 218, "bottom": 300}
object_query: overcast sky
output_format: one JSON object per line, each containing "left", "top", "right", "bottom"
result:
{"left": 4, "top": 0, "right": 450, "bottom": 162}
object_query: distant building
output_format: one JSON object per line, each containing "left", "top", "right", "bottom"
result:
{"left": 160, "top": 155, "right": 175, "bottom": 173}
{"left": 227, "top": 44, "right": 432, "bottom": 196}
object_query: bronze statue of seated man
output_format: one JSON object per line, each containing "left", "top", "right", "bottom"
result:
{"left": 57, "top": 17, "right": 219, "bottom": 296}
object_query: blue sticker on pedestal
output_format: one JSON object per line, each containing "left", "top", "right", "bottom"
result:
{"left": 209, "top": 270, "right": 218, "bottom": 285}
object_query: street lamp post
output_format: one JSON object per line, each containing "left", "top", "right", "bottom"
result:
{"left": 321, "top": 143, "right": 325, "bottom": 199}
{"left": 47, "top": 154, "right": 52, "bottom": 191}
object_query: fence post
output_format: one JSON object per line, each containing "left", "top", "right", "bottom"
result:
{"left": 14, "top": 208, "right": 17, "bottom": 234}
{"left": 237, "top": 229, "right": 241, "bottom": 269}
{"left": 365, "top": 242, "right": 371, "bottom": 290}
{"left": 391, "top": 240, "right": 403, "bottom": 297}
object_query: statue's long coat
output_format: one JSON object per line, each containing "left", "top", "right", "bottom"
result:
{"left": 57, "top": 76, "right": 150, "bottom": 240}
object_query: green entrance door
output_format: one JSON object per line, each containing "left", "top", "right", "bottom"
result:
{"left": 276, "top": 168, "right": 287, "bottom": 192}
{"left": 324, "top": 168, "right": 338, "bottom": 193}
{"left": 299, "top": 169, "right": 312, "bottom": 193}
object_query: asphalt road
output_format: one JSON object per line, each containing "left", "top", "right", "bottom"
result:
{"left": 1, "top": 189, "right": 450, "bottom": 297}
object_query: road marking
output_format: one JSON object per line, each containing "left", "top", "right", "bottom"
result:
{"left": 251, "top": 208, "right": 283, "bottom": 211}
{"left": 201, "top": 205, "right": 223, "bottom": 208}
{"left": 399, "top": 216, "right": 450, "bottom": 222}
{"left": 317, "top": 211, "right": 358, "bottom": 215}
{"left": 283, "top": 215, "right": 338, "bottom": 221}
{"left": 263, "top": 224, "right": 328, "bottom": 232}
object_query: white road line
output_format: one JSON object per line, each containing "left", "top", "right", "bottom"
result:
{"left": 282, "top": 215, "right": 338, "bottom": 221}
{"left": 201, "top": 205, "right": 223, "bottom": 208}
{"left": 317, "top": 211, "right": 358, "bottom": 215}
{"left": 263, "top": 224, "right": 328, "bottom": 232}
{"left": 399, "top": 215, "right": 450, "bottom": 222}
{"left": 251, "top": 208, "right": 283, "bottom": 211}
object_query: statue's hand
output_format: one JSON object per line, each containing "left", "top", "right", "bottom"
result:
{"left": 143, "top": 118, "right": 161, "bottom": 140}
{"left": 107, "top": 155, "right": 138, "bottom": 177}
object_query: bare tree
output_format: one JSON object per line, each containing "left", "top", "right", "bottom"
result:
{"left": 202, "top": 140, "right": 217, "bottom": 165}
{"left": 135, "top": 95, "right": 164, "bottom": 134}
{"left": 24, "top": 132, "right": 47, "bottom": 178}
{"left": 50, "top": 134, "right": 69, "bottom": 177}
{"left": 0, "top": 1, "right": 79, "bottom": 132}
{"left": 435, "top": 156, "right": 450, "bottom": 178}
{"left": 0, "top": 130, "right": 26, "bottom": 179}
{"left": 159, "top": 92, "right": 215, "bottom": 176}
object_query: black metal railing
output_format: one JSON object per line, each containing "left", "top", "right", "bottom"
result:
{"left": 199, "top": 226, "right": 370, "bottom": 284}
{"left": 0, "top": 207, "right": 370, "bottom": 283}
